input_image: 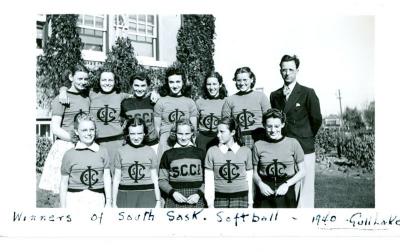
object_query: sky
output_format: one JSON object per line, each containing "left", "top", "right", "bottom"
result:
{"left": 213, "top": 15, "right": 374, "bottom": 117}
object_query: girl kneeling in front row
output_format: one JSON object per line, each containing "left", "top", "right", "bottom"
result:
{"left": 205, "top": 117, "right": 253, "bottom": 208}
{"left": 60, "top": 114, "right": 112, "bottom": 209}
{"left": 112, "top": 117, "right": 161, "bottom": 208}
{"left": 158, "top": 119, "right": 206, "bottom": 208}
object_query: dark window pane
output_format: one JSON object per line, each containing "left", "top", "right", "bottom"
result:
{"left": 36, "top": 39, "right": 43, "bottom": 49}
{"left": 40, "top": 124, "right": 49, "bottom": 137}
{"left": 138, "top": 24, "right": 145, "bottom": 34}
{"left": 84, "top": 15, "right": 94, "bottom": 26}
{"left": 138, "top": 15, "right": 146, "bottom": 22}
{"left": 147, "top": 15, "right": 154, "bottom": 24}
{"left": 95, "top": 17, "right": 104, "bottom": 29}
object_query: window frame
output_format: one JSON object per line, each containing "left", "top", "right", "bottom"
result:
{"left": 113, "top": 14, "right": 158, "bottom": 58}
{"left": 76, "top": 14, "right": 107, "bottom": 53}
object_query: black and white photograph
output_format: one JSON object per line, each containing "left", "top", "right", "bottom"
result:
{"left": 1, "top": 0, "right": 400, "bottom": 250}
{"left": 34, "top": 14, "right": 374, "bottom": 209}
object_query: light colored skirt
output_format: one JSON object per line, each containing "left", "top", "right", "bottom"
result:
{"left": 98, "top": 139, "right": 124, "bottom": 175}
{"left": 157, "top": 132, "right": 172, "bottom": 164}
{"left": 39, "top": 140, "right": 74, "bottom": 194}
{"left": 66, "top": 190, "right": 105, "bottom": 209}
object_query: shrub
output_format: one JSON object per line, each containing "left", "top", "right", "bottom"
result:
{"left": 37, "top": 14, "right": 83, "bottom": 109}
{"left": 176, "top": 15, "right": 216, "bottom": 99}
{"left": 341, "top": 132, "right": 375, "bottom": 171}
{"left": 36, "top": 136, "right": 52, "bottom": 168}
{"left": 315, "top": 127, "right": 375, "bottom": 171}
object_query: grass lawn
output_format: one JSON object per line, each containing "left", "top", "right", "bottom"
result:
{"left": 315, "top": 170, "right": 375, "bottom": 208}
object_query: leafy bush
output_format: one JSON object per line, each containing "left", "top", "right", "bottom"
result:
{"left": 37, "top": 14, "right": 83, "bottom": 109}
{"left": 102, "top": 36, "right": 139, "bottom": 93}
{"left": 176, "top": 15, "right": 216, "bottom": 99}
{"left": 36, "top": 136, "right": 52, "bottom": 168}
{"left": 341, "top": 132, "right": 375, "bottom": 171}
{"left": 315, "top": 128, "right": 375, "bottom": 171}
{"left": 138, "top": 65, "right": 166, "bottom": 92}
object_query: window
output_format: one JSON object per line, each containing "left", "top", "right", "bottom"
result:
{"left": 36, "top": 22, "right": 44, "bottom": 49}
{"left": 114, "top": 14, "right": 157, "bottom": 58}
{"left": 77, "top": 15, "right": 106, "bottom": 52}
{"left": 36, "top": 119, "right": 52, "bottom": 139}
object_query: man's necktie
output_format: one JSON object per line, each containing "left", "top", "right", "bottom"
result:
{"left": 283, "top": 85, "right": 291, "bottom": 100}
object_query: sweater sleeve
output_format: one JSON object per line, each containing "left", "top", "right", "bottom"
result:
{"left": 260, "top": 92, "right": 271, "bottom": 113}
{"left": 252, "top": 142, "right": 260, "bottom": 167}
{"left": 158, "top": 152, "right": 174, "bottom": 196}
{"left": 60, "top": 150, "right": 72, "bottom": 176}
{"left": 204, "top": 148, "right": 214, "bottom": 170}
{"left": 153, "top": 99, "right": 163, "bottom": 118}
{"left": 51, "top": 96, "right": 65, "bottom": 116}
{"left": 101, "top": 147, "right": 111, "bottom": 171}
{"left": 113, "top": 150, "right": 122, "bottom": 171}
{"left": 245, "top": 148, "right": 253, "bottom": 171}
{"left": 198, "top": 149, "right": 206, "bottom": 196}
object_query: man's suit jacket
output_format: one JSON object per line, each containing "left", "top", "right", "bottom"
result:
{"left": 270, "top": 83, "right": 322, "bottom": 154}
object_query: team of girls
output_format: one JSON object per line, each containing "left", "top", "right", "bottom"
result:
{"left": 52, "top": 64, "right": 305, "bottom": 208}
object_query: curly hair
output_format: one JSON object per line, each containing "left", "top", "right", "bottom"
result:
{"left": 92, "top": 67, "right": 121, "bottom": 94}
{"left": 159, "top": 66, "right": 191, "bottom": 97}
{"left": 262, "top": 108, "right": 287, "bottom": 125}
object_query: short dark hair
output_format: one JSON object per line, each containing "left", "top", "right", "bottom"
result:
{"left": 280, "top": 54, "right": 300, "bottom": 69}
{"left": 123, "top": 117, "right": 148, "bottom": 145}
{"left": 130, "top": 71, "right": 151, "bottom": 87}
{"left": 202, "top": 71, "right": 228, "bottom": 99}
{"left": 69, "top": 62, "right": 89, "bottom": 76}
{"left": 232, "top": 66, "right": 256, "bottom": 88}
{"left": 262, "top": 108, "right": 286, "bottom": 125}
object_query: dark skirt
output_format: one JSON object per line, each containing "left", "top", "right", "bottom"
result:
{"left": 117, "top": 189, "right": 156, "bottom": 208}
{"left": 214, "top": 194, "right": 249, "bottom": 208}
{"left": 253, "top": 181, "right": 297, "bottom": 208}
{"left": 165, "top": 187, "right": 206, "bottom": 208}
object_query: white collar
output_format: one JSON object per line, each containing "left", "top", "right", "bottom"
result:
{"left": 284, "top": 81, "right": 296, "bottom": 92}
{"left": 173, "top": 142, "right": 194, "bottom": 148}
{"left": 75, "top": 141, "right": 100, "bottom": 152}
{"left": 219, "top": 142, "right": 240, "bottom": 154}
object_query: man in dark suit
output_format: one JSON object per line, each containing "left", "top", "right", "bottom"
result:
{"left": 270, "top": 55, "right": 322, "bottom": 208}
